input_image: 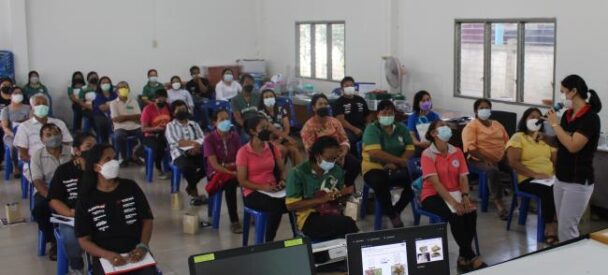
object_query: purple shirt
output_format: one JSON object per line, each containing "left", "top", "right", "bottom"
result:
{"left": 203, "top": 130, "right": 241, "bottom": 176}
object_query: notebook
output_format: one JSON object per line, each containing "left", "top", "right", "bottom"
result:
{"left": 100, "top": 252, "right": 156, "bottom": 275}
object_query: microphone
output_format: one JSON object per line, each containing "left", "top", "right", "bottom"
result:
{"left": 536, "top": 102, "right": 564, "bottom": 125}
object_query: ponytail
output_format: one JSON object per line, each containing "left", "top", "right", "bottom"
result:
{"left": 588, "top": 89, "right": 602, "bottom": 113}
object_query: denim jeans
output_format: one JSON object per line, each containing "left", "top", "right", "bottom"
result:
{"left": 58, "top": 224, "right": 84, "bottom": 270}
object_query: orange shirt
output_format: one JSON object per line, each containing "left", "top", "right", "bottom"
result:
{"left": 300, "top": 116, "right": 350, "bottom": 150}
{"left": 461, "top": 119, "right": 509, "bottom": 163}
{"left": 420, "top": 144, "right": 469, "bottom": 202}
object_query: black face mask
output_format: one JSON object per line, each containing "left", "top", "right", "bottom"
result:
{"left": 257, "top": 129, "right": 271, "bottom": 141}
{"left": 74, "top": 79, "right": 85, "bottom": 86}
{"left": 89, "top": 78, "right": 99, "bottom": 85}
{"left": 156, "top": 102, "right": 166, "bottom": 108}
{"left": 316, "top": 107, "right": 330, "bottom": 117}
{"left": 175, "top": 110, "right": 189, "bottom": 121}
{"left": 0, "top": 86, "right": 11, "bottom": 94}
{"left": 243, "top": 85, "right": 254, "bottom": 93}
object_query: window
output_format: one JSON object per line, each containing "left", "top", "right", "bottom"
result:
{"left": 296, "top": 22, "right": 345, "bottom": 81}
{"left": 455, "top": 19, "right": 556, "bottom": 105}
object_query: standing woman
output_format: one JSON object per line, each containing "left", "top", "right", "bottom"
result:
{"left": 23, "top": 70, "right": 51, "bottom": 106}
{"left": 547, "top": 74, "right": 602, "bottom": 242}
{"left": 75, "top": 144, "right": 156, "bottom": 275}
{"left": 68, "top": 71, "right": 86, "bottom": 131}
{"left": 92, "top": 76, "right": 117, "bottom": 143}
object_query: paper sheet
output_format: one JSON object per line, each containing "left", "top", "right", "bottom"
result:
{"left": 444, "top": 191, "right": 462, "bottom": 213}
{"left": 50, "top": 214, "right": 74, "bottom": 227}
{"left": 100, "top": 252, "right": 156, "bottom": 275}
{"left": 531, "top": 176, "right": 556, "bottom": 187}
{"left": 258, "top": 189, "right": 286, "bottom": 198}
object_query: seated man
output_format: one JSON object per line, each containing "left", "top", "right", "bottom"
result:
{"left": 110, "top": 81, "right": 143, "bottom": 167}
{"left": 186, "top": 65, "right": 213, "bottom": 100}
{"left": 165, "top": 100, "right": 207, "bottom": 205}
{"left": 332, "top": 76, "right": 370, "bottom": 156}
{"left": 231, "top": 74, "right": 260, "bottom": 142}
{"left": 15, "top": 93, "right": 73, "bottom": 179}
{"left": 48, "top": 132, "right": 96, "bottom": 273}
{"left": 30, "top": 123, "right": 73, "bottom": 261}
{"left": 462, "top": 99, "right": 511, "bottom": 220}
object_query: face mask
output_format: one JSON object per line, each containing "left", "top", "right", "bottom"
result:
{"left": 30, "top": 76, "right": 39, "bottom": 84}
{"left": 257, "top": 129, "right": 271, "bottom": 141}
{"left": 11, "top": 94, "right": 23, "bottom": 104}
{"left": 437, "top": 126, "right": 453, "bottom": 142}
{"left": 175, "top": 110, "right": 189, "bottom": 121}
{"left": 561, "top": 93, "right": 573, "bottom": 109}
{"left": 1, "top": 86, "right": 11, "bottom": 94}
{"left": 74, "top": 80, "right": 85, "bottom": 87}
{"left": 217, "top": 120, "right": 232, "bottom": 132}
{"left": 99, "top": 159, "right": 120, "bottom": 180}
{"left": 101, "top": 83, "right": 111, "bottom": 92}
{"left": 318, "top": 159, "right": 335, "bottom": 172}
{"left": 156, "top": 102, "right": 165, "bottom": 108}
{"left": 343, "top": 87, "right": 356, "bottom": 95}
{"left": 223, "top": 74, "right": 234, "bottom": 82}
{"left": 477, "top": 109, "right": 491, "bottom": 120}
{"left": 243, "top": 85, "right": 254, "bottom": 93}
{"left": 316, "top": 107, "right": 330, "bottom": 117}
{"left": 172, "top": 82, "right": 181, "bottom": 90}
{"left": 264, "top": 97, "right": 276, "bottom": 107}
{"left": 118, "top": 88, "right": 129, "bottom": 97}
{"left": 34, "top": 105, "right": 50, "bottom": 118}
{"left": 89, "top": 78, "right": 99, "bottom": 85}
{"left": 526, "top": 119, "right": 542, "bottom": 132}
{"left": 149, "top": 76, "right": 158, "bottom": 83}
{"left": 420, "top": 101, "right": 432, "bottom": 111}
{"left": 44, "top": 134, "right": 62, "bottom": 148}
{"left": 378, "top": 115, "right": 395, "bottom": 126}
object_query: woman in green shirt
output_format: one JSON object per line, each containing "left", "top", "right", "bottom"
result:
{"left": 24, "top": 71, "right": 51, "bottom": 110}
{"left": 68, "top": 71, "right": 86, "bottom": 131}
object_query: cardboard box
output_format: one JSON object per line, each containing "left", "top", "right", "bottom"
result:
{"left": 183, "top": 212, "right": 200, "bottom": 235}
{"left": 5, "top": 202, "right": 23, "bottom": 224}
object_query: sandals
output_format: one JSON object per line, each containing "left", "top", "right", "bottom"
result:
{"left": 544, "top": 235, "right": 559, "bottom": 246}
{"left": 498, "top": 209, "right": 509, "bottom": 221}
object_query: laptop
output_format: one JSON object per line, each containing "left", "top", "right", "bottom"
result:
{"left": 188, "top": 237, "right": 315, "bottom": 275}
{"left": 346, "top": 224, "right": 450, "bottom": 275}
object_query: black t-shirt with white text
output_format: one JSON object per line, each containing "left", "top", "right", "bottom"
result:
{"left": 332, "top": 95, "right": 369, "bottom": 130}
{"left": 75, "top": 179, "right": 154, "bottom": 253}
{"left": 47, "top": 160, "right": 82, "bottom": 209}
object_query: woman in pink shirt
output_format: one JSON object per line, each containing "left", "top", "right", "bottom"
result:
{"left": 421, "top": 120, "right": 486, "bottom": 272}
{"left": 236, "top": 115, "right": 287, "bottom": 242}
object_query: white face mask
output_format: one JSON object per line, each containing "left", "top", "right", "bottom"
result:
{"left": 172, "top": 82, "right": 181, "bottom": 90}
{"left": 561, "top": 93, "right": 573, "bottom": 109}
{"left": 99, "top": 159, "right": 120, "bottom": 180}
{"left": 343, "top": 87, "right": 356, "bottom": 95}
{"left": 149, "top": 76, "right": 158, "bottom": 83}
{"left": 223, "top": 74, "right": 234, "bottom": 82}
{"left": 526, "top": 119, "right": 542, "bottom": 132}
{"left": 477, "top": 109, "right": 491, "bottom": 120}
{"left": 264, "top": 97, "right": 276, "bottom": 107}
{"left": 11, "top": 94, "right": 23, "bottom": 104}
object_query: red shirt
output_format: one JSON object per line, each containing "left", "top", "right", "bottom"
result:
{"left": 140, "top": 103, "right": 171, "bottom": 137}
{"left": 236, "top": 142, "right": 282, "bottom": 197}
{"left": 420, "top": 144, "right": 469, "bottom": 202}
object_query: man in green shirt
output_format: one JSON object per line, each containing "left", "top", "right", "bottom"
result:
{"left": 286, "top": 136, "right": 358, "bottom": 240}
{"left": 139, "top": 69, "right": 164, "bottom": 108}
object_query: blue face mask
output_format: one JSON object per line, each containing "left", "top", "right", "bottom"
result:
{"left": 437, "top": 126, "right": 453, "bottom": 142}
{"left": 217, "top": 120, "right": 232, "bottom": 132}
{"left": 477, "top": 109, "right": 491, "bottom": 120}
{"left": 318, "top": 159, "right": 335, "bottom": 172}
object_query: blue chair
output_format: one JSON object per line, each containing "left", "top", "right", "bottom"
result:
{"left": 209, "top": 190, "right": 223, "bottom": 229}
{"left": 37, "top": 229, "right": 47, "bottom": 256}
{"left": 203, "top": 100, "right": 232, "bottom": 131}
{"left": 276, "top": 97, "right": 300, "bottom": 129}
{"left": 19, "top": 160, "right": 28, "bottom": 199}
{"left": 506, "top": 171, "right": 545, "bottom": 243}
{"left": 4, "top": 125, "right": 18, "bottom": 181}
{"left": 53, "top": 228, "right": 68, "bottom": 275}
{"left": 144, "top": 147, "right": 171, "bottom": 183}
{"left": 468, "top": 164, "right": 490, "bottom": 212}
{"left": 169, "top": 163, "right": 181, "bottom": 193}
{"left": 242, "top": 202, "right": 298, "bottom": 246}
{"left": 111, "top": 133, "right": 139, "bottom": 161}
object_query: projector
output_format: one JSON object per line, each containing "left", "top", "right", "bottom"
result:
{"left": 311, "top": 239, "right": 347, "bottom": 266}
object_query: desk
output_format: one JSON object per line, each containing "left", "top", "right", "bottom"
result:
{"left": 469, "top": 237, "right": 608, "bottom": 275}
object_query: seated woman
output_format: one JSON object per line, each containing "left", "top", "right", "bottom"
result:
{"left": 362, "top": 100, "right": 415, "bottom": 228}
{"left": 48, "top": 132, "right": 96, "bottom": 273}
{"left": 75, "top": 145, "right": 156, "bottom": 275}
{"left": 165, "top": 100, "right": 207, "bottom": 205}
{"left": 258, "top": 88, "right": 302, "bottom": 165}
{"left": 506, "top": 107, "right": 558, "bottom": 245}
{"left": 462, "top": 99, "right": 511, "bottom": 220}
{"left": 215, "top": 68, "right": 242, "bottom": 101}
{"left": 236, "top": 115, "right": 287, "bottom": 242}
{"left": 407, "top": 90, "right": 441, "bottom": 152}
{"left": 167, "top": 76, "right": 194, "bottom": 111}
{"left": 301, "top": 94, "right": 361, "bottom": 188}
{"left": 92, "top": 76, "right": 117, "bottom": 144}
{"left": 286, "top": 136, "right": 358, "bottom": 240}
{"left": 1, "top": 86, "right": 31, "bottom": 178}
{"left": 203, "top": 109, "right": 242, "bottom": 233}
{"left": 23, "top": 70, "right": 52, "bottom": 109}
{"left": 141, "top": 89, "right": 171, "bottom": 179}
{"left": 421, "top": 120, "right": 486, "bottom": 272}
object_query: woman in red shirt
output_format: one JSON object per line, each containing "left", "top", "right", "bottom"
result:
{"left": 420, "top": 120, "right": 486, "bottom": 272}
{"left": 140, "top": 89, "right": 171, "bottom": 179}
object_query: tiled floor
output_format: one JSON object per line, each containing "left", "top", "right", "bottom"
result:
{"left": 1, "top": 165, "right": 606, "bottom": 275}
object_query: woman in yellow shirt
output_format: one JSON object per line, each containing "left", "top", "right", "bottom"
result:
{"left": 506, "top": 107, "right": 557, "bottom": 245}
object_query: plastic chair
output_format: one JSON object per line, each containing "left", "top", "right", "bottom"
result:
{"left": 242, "top": 201, "right": 298, "bottom": 246}
{"left": 53, "top": 227, "right": 69, "bottom": 275}
{"left": 276, "top": 97, "right": 300, "bottom": 129}
{"left": 203, "top": 100, "right": 232, "bottom": 131}
{"left": 506, "top": 171, "right": 544, "bottom": 243}
{"left": 4, "top": 125, "right": 18, "bottom": 181}
{"left": 169, "top": 163, "right": 181, "bottom": 193}
{"left": 110, "top": 133, "right": 139, "bottom": 161}
{"left": 144, "top": 147, "right": 171, "bottom": 183}
{"left": 208, "top": 190, "right": 224, "bottom": 229}
{"left": 19, "top": 160, "right": 28, "bottom": 199}
{"left": 468, "top": 164, "right": 490, "bottom": 212}
{"left": 360, "top": 184, "right": 417, "bottom": 230}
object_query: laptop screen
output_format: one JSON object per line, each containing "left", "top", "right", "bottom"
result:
{"left": 188, "top": 238, "right": 315, "bottom": 275}
{"left": 346, "top": 224, "right": 450, "bottom": 275}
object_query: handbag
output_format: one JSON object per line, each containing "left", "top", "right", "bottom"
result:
{"left": 314, "top": 190, "right": 343, "bottom": 216}
{"left": 267, "top": 142, "right": 281, "bottom": 184}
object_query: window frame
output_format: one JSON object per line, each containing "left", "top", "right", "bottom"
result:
{"left": 454, "top": 18, "right": 557, "bottom": 107}
{"left": 295, "top": 21, "right": 346, "bottom": 82}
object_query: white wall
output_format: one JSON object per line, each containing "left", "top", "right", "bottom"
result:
{"left": 260, "top": 0, "right": 397, "bottom": 93}
{"left": 398, "top": 0, "right": 608, "bottom": 127}
{"left": 0, "top": 0, "right": 10, "bottom": 50}
{"left": 5, "top": 0, "right": 261, "bottom": 125}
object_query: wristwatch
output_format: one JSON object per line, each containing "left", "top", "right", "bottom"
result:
{"left": 136, "top": 243, "right": 149, "bottom": 253}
